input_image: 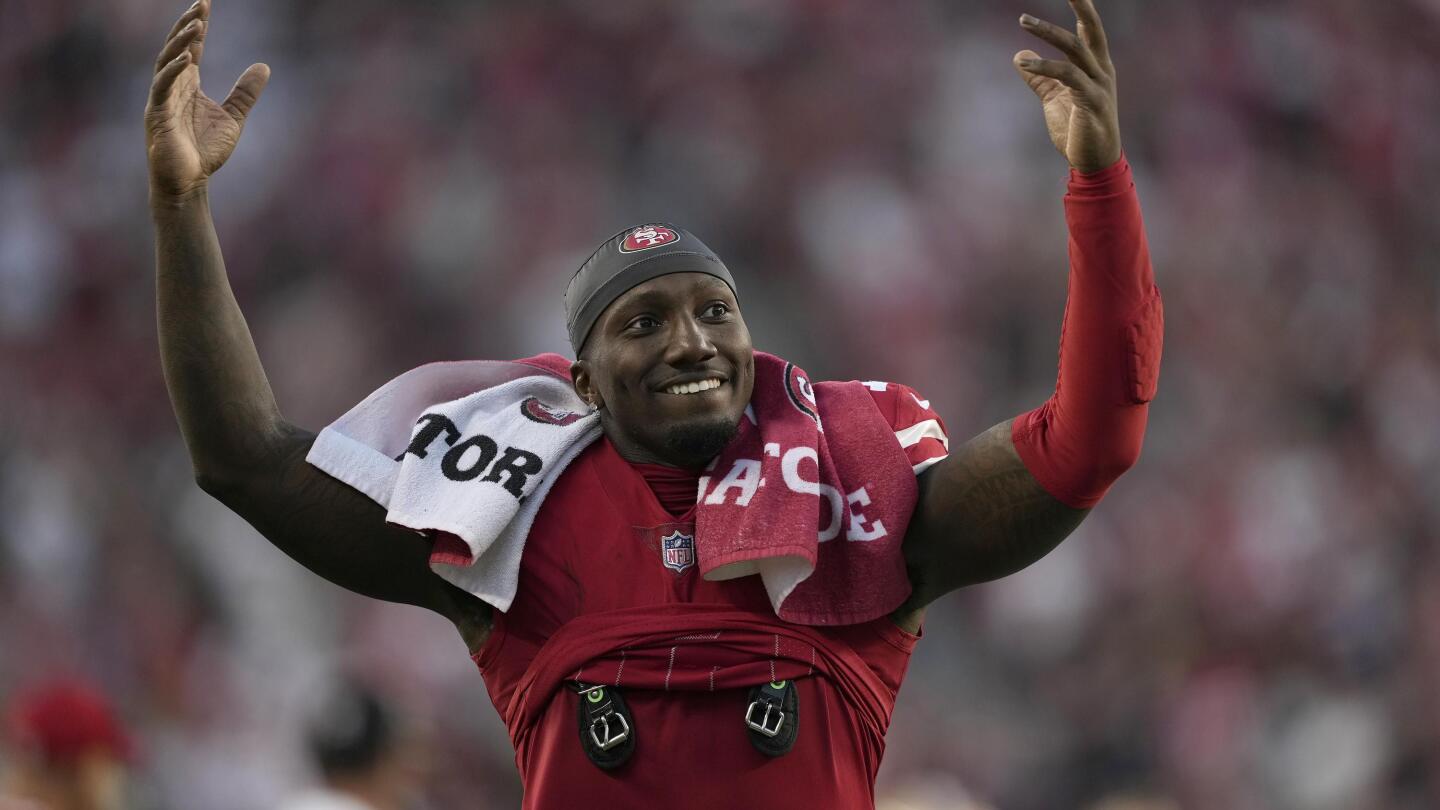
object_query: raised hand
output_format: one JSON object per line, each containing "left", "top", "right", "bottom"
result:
{"left": 1013, "top": 0, "right": 1121, "bottom": 174}
{"left": 144, "top": 0, "right": 270, "bottom": 202}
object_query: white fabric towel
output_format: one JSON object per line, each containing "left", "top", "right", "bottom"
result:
{"left": 305, "top": 359, "right": 600, "bottom": 611}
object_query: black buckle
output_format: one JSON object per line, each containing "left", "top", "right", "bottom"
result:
{"left": 573, "top": 683, "right": 635, "bottom": 769}
{"left": 745, "top": 680, "right": 798, "bottom": 756}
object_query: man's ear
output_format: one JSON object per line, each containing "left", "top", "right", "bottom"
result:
{"left": 571, "top": 360, "right": 602, "bottom": 409}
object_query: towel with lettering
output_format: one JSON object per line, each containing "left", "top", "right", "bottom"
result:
{"left": 305, "top": 352, "right": 948, "bottom": 624}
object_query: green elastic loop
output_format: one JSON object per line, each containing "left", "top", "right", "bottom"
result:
{"left": 587, "top": 688, "right": 605, "bottom": 703}
{"left": 770, "top": 680, "right": 787, "bottom": 690}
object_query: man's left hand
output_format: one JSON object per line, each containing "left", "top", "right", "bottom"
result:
{"left": 1013, "top": 0, "right": 1122, "bottom": 174}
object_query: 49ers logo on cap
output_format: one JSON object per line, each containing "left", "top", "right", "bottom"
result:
{"left": 619, "top": 225, "right": 680, "bottom": 253}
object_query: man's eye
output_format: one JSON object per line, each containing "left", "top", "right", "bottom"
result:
{"left": 628, "top": 316, "right": 659, "bottom": 330}
{"left": 702, "top": 303, "right": 730, "bottom": 319}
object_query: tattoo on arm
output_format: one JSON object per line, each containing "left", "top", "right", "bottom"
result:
{"left": 899, "top": 420, "right": 1088, "bottom": 611}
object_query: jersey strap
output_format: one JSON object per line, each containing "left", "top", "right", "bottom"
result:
{"left": 745, "top": 679, "right": 799, "bottom": 756}
{"left": 503, "top": 604, "right": 895, "bottom": 757}
{"left": 571, "top": 682, "right": 636, "bottom": 769}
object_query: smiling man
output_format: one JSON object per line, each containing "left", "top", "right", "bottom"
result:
{"left": 566, "top": 226, "right": 756, "bottom": 471}
{"left": 146, "top": 0, "right": 1161, "bottom": 807}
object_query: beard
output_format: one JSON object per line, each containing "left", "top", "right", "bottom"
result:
{"left": 659, "top": 413, "right": 741, "bottom": 469}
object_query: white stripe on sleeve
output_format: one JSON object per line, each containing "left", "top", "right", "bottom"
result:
{"left": 912, "top": 455, "right": 947, "bottom": 475}
{"left": 894, "top": 418, "right": 950, "bottom": 451}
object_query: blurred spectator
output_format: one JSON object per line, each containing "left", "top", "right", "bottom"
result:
{"left": 1, "top": 682, "right": 133, "bottom": 810}
{"left": 1084, "top": 792, "right": 1181, "bottom": 810}
{"left": 278, "top": 682, "right": 427, "bottom": 810}
{"left": 877, "top": 772, "right": 998, "bottom": 810}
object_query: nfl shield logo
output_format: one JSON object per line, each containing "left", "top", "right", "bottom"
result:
{"left": 661, "top": 530, "right": 695, "bottom": 573}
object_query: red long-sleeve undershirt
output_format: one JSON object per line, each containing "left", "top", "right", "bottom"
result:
{"left": 1011, "top": 156, "right": 1163, "bottom": 509}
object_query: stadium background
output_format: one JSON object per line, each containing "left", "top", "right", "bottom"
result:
{"left": 3, "top": 0, "right": 1438, "bottom": 807}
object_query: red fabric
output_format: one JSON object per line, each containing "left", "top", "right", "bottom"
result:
{"left": 632, "top": 462, "right": 700, "bottom": 517}
{"left": 512, "top": 352, "right": 575, "bottom": 379}
{"left": 1012, "top": 157, "right": 1162, "bottom": 508}
{"left": 503, "top": 605, "right": 900, "bottom": 755}
{"left": 474, "top": 438, "right": 919, "bottom": 810}
{"left": 696, "top": 353, "right": 919, "bottom": 624}
{"left": 863, "top": 381, "right": 950, "bottom": 472}
{"left": 5, "top": 681, "right": 134, "bottom": 765}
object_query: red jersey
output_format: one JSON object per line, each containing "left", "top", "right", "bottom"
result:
{"left": 471, "top": 383, "right": 947, "bottom": 810}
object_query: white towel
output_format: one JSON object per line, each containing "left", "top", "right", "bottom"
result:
{"left": 305, "top": 358, "right": 600, "bottom": 611}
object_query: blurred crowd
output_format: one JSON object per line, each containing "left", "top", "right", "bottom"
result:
{"left": 3, "top": 0, "right": 1439, "bottom": 807}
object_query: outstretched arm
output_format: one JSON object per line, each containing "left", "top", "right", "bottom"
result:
{"left": 147, "top": 1, "right": 489, "bottom": 649}
{"left": 898, "top": 0, "right": 1160, "bottom": 614}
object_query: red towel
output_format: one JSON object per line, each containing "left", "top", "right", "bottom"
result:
{"left": 696, "top": 353, "right": 918, "bottom": 625}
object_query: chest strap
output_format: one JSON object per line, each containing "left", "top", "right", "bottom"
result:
{"left": 572, "top": 682, "right": 635, "bottom": 769}
{"left": 571, "top": 679, "right": 801, "bottom": 768}
{"left": 745, "top": 679, "right": 799, "bottom": 756}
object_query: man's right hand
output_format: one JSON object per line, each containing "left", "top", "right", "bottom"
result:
{"left": 144, "top": 0, "right": 270, "bottom": 203}
{"left": 145, "top": 1, "right": 491, "bottom": 652}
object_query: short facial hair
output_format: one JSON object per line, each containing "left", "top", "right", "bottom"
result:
{"left": 660, "top": 414, "right": 740, "bottom": 469}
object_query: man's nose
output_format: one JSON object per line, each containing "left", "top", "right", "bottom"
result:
{"left": 664, "top": 315, "right": 717, "bottom": 366}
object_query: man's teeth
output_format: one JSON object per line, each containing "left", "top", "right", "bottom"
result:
{"left": 665, "top": 379, "right": 723, "bottom": 395}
